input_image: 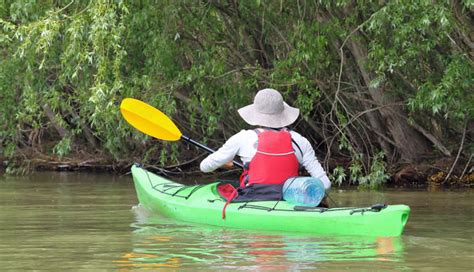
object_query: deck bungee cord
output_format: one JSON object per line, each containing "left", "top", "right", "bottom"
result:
{"left": 144, "top": 165, "right": 388, "bottom": 215}
{"left": 144, "top": 167, "right": 206, "bottom": 200}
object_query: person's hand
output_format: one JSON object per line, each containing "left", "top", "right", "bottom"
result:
{"left": 223, "top": 161, "right": 234, "bottom": 169}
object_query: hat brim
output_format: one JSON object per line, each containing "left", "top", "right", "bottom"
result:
{"left": 238, "top": 102, "right": 300, "bottom": 128}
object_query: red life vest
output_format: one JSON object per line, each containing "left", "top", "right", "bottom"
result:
{"left": 220, "top": 129, "right": 299, "bottom": 219}
{"left": 244, "top": 129, "right": 299, "bottom": 186}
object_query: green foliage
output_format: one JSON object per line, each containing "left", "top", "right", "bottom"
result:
{"left": 0, "top": 1, "right": 470, "bottom": 186}
{"left": 408, "top": 54, "right": 474, "bottom": 120}
{"left": 336, "top": 130, "right": 389, "bottom": 187}
{"left": 356, "top": 152, "right": 390, "bottom": 189}
{"left": 365, "top": 1, "right": 472, "bottom": 123}
{"left": 330, "top": 166, "right": 346, "bottom": 186}
{"left": 330, "top": 151, "right": 389, "bottom": 188}
{"left": 53, "top": 136, "right": 72, "bottom": 158}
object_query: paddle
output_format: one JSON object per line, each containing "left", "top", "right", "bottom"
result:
{"left": 120, "top": 98, "right": 243, "bottom": 169}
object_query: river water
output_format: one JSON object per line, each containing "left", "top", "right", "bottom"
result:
{"left": 0, "top": 171, "right": 472, "bottom": 271}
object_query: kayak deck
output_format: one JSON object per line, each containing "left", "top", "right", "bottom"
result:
{"left": 131, "top": 165, "right": 410, "bottom": 236}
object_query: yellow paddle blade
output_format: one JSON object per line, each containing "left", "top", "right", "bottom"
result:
{"left": 120, "top": 98, "right": 182, "bottom": 141}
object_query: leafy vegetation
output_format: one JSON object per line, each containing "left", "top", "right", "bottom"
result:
{"left": 1, "top": 1, "right": 472, "bottom": 187}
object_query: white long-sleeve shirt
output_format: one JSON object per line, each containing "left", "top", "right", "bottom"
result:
{"left": 200, "top": 129, "right": 331, "bottom": 189}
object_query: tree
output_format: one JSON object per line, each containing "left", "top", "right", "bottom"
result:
{"left": 1, "top": 1, "right": 472, "bottom": 186}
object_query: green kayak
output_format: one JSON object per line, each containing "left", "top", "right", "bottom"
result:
{"left": 131, "top": 165, "right": 410, "bottom": 236}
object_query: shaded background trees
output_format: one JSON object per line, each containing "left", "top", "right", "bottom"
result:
{"left": 1, "top": 0, "right": 472, "bottom": 186}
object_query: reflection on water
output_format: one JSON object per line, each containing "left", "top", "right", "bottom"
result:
{"left": 114, "top": 205, "right": 405, "bottom": 270}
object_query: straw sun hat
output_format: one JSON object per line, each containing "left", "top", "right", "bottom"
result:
{"left": 237, "top": 88, "right": 300, "bottom": 128}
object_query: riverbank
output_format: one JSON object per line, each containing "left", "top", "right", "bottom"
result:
{"left": 1, "top": 148, "right": 131, "bottom": 174}
{"left": 1, "top": 148, "right": 472, "bottom": 188}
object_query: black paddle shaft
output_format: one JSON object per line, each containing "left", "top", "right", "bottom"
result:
{"left": 180, "top": 135, "right": 244, "bottom": 169}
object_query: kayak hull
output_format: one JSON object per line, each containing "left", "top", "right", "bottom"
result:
{"left": 131, "top": 165, "right": 410, "bottom": 236}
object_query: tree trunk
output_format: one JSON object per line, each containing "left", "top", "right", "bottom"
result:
{"left": 43, "top": 104, "right": 69, "bottom": 138}
{"left": 315, "top": 9, "right": 395, "bottom": 159}
{"left": 69, "top": 108, "right": 97, "bottom": 149}
{"left": 451, "top": 0, "right": 474, "bottom": 61}
{"left": 346, "top": 37, "right": 431, "bottom": 162}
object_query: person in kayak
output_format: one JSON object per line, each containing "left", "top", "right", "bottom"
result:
{"left": 200, "top": 88, "right": 331, "bottom": 208}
